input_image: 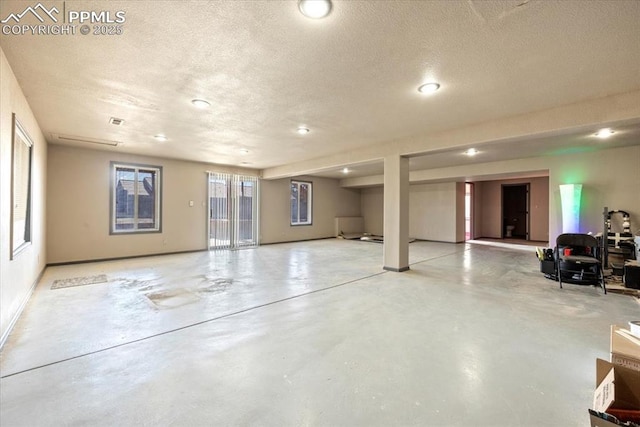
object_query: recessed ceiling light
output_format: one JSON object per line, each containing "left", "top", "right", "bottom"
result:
{"left": 191, "top": 99, "right": 211, "bottom": 108}
{"left": 418, "top": 83, "right": 441, "bottom": 94}
{"left": 298, "top": 0, "right": 332, "bottom": 19}
{"left": 154, "top": 134, "right": 168, "bottom": 142}
{"left": 594, "top": 128, "right": 615, "bottom": 139}
{"left": 342, "top": 167, "right": 350, "bottom": 174}
{"left": 239, "top": 148, "right": 250, "bottom": 155}
{"left": 241, "top": 161, "right": 252, "bottom": 165}
{"left": 464, "top": 148, "right": 478, "bottom": 156}
{"left": 297, "top": 127, "right": 310, "bottom": 135}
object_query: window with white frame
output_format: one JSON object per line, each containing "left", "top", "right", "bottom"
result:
{"left": 11, "top": 115, "right": 33, "bottom": 258}
{"left": 111, "top": 163, "right": 162, "bottom": 233}
{"left": 290, "top": 180, "right": 312, "bottom": 225}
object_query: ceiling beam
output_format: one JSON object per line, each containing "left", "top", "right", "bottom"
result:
{"left": 261, "top": 90, "right": 640, "bottom": 180}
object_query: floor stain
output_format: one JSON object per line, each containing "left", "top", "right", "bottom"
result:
{"left": 116, "top": 275, "right": 237, "bottom": 309}
{"left": 143, "top": 289, "right": 200, "bottom": 309}
{"left": 196, "top": 276, "right": 234, "bottom": 294}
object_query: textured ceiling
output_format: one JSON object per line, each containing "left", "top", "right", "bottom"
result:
{"left": 1, "top": 0, "right": 639, "bottom": 177}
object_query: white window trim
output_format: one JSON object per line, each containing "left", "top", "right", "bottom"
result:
{"left": 10, "top": 115, "right": 34, "bottom": 259}
{"left": 291, "top": 180, "right": 312, "bottom": 226}
{"left": 110, "top": 162, "right": 162, "bottom": 234}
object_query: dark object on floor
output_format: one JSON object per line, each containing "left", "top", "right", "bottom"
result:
{"left": 536, "top": 247, "right": 557, "bottom": 280}
{"left": 624, "top": 262, "right": 640, "bottom": 289}
{"left": 540, "top": 260, "right": 556, "bottom": 276}
{"left": 556, "top": 233, "right": 606, "bottom": 294}
{"left": 612, "top": 263, "right": 625, "bottom": 276}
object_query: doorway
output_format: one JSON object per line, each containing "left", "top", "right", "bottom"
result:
{"left": 208, "top": 172, "right": 259, "bottom": 250}
{"left": 465, "top": 183, "right": 473, "bottom": 241}
{"left": 501, "top": 184, "right": 529, "bottom": 240}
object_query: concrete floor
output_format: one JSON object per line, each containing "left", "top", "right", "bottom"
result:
{"left": 1, "top": 239, "right": 638, "bottom": 426}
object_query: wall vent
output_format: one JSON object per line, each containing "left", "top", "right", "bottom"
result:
{"left": 109, "top": 117, "right": 125, "bottom": 126}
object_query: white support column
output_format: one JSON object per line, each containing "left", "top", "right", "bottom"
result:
{"left": 383, "top": 155, "right": 410, "bottom": 272}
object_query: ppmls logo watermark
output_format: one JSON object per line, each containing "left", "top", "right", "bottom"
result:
{"left": 1, "top": 2, "right": 126, "bottom": 36}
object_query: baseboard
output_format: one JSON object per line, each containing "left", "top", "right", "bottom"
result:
{"left": 0, "top": 266, "right": 45, "bottom": 350}
{"left": 383, "top": 265, "right": 410, "bottom": 272}
{"left": 47, "top": 248, "right": 207, "bottom": 266}
{"left": 260, "top": 237, "right": 335, "bottom": 246}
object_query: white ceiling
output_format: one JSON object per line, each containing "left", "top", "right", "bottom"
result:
{"left": 1, "top": 0, "right": 639, "bottom": 179}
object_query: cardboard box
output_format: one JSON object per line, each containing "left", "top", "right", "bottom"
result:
{"left": 611, "top": 325, "right": 640, "bottom": 372}
{"left": 593, "top": 359, "right": 640, "bottom": 422}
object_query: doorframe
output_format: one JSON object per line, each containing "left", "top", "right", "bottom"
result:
{"left": 207, "top": 172, "right": 259, "bottom": 250}
{"left": 465, "top": 182, "right": 474, "bottom": 241}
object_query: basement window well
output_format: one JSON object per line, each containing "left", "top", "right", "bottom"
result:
{"left": 110, "top": 162, "right": 162, "bottom": 234}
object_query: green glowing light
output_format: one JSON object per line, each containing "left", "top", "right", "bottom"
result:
{"left": 559, "top": 184, "right": 582, "bottom": 233}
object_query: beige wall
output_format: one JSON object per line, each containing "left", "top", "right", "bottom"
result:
{"left": 353, "top": 145, "right": 639, "bottom": 244}
{"left": 48, "top": 143, "right": 637, "bottom": 263}
{"left": 0, "top": 49, "right": 48, "bottom": 344}
{"left": 260, "top": 176, "right": 361, "bottom": 244}
{"left": 47, "top": 145, "right": 256, "bottom": 264}
{"left": 361, "top": 182, "right": 465, "bottom": 243}
{"left": 48, "top": 146, "right": 363, "bottom": 260}
{"left": 409, "top": 182, "right": 459, "bottom": 242}
{"left": 475, "top": 176, "right": 549, "bottom": 241}
{"left": 361, "top": 187, "right": 384, "bottom": 235}
{"left": 548, "top": 145, "right": 640, "bottom": 242}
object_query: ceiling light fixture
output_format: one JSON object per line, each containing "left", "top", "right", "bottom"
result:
{"left": 464, "top": 148, "right": 478, "bottom": 156}
{"left": 191, "top": 99, "right": 211, "bottom": 109}
{"left": 298, "top": 0, "right": 332, "bottom": 19}
{"left": 297, "top": 127, "right": 310, "bottom": 135}
{"left": 594, "top": 128, "right": 615, "bottom": 139}
{"left": 342, "top": 167, "right": 350, "bottom": 174}
{"left": 154, "top": 134, "right": 168, "bottom": 142}
{"left": 239, "top": 148, "right": 250, "bottom": 155}
{"left": 418, "top": 83, "right": 441, "bottom": 94}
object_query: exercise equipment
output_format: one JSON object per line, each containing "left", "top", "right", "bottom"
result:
{"left": 603, "top": 208, "right": 637, "bottom": 268}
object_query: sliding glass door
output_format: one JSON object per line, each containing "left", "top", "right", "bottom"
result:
{"left": 208, "top": 173, "right": 259, "bottom": 250}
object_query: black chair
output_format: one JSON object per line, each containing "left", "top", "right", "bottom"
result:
{"left": 555, "top": 233, "right": 606, "bottom": 294}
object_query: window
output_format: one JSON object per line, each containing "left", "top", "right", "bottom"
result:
{"left": 290, "top": 180, "right": 312, "bottom": 225}
{"left": 111, "top": 163, "right": 162, "bottom": 233}
{"left": 11, "top": 114, "right": 33, "bottom": 258}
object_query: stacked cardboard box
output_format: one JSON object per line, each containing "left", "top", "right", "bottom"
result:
{"left": 590, "top": 324, "right": 640, "bottom": 426}
{"left": 611, "top": 325, "right": 640, "bottom": 372}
